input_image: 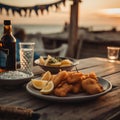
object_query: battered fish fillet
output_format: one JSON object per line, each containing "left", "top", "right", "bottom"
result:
{"left": 71, "top": 82, "right": 82, "bottom": 93}
{"left": 52, "top": 71, "right": 68, "bottom": 87}
{"left": 54, "top": 83, "right": 73, "bottom": 97}
{"left": 80, "top": 74, "right": 89, "bottom": 80}
{"left": 57, "top": 80, "right": 66, "bottom": 88}
{"left": 81, "top": 78, "right": 103, "bottom": 94}
{"left": 66, "top": 72, "right": 83, "bottom": 84}
{"left": 50, "top": 75, "right": 56, "bottom": 81}
{"left": 88, "top": 72, "right": 98, "bottom": 80}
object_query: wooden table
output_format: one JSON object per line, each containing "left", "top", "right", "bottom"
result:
{"left": 0, "top": 57, "right": 120, "bottom": 120}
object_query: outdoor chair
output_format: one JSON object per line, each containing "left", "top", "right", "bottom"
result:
{"left": 35, "top": 43, "right": 68, "bottom": 57}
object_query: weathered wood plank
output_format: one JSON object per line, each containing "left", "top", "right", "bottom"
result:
{"left": 0, "top": 57, "right": 119, "bottom": 120}
{"left": 74, "top": 57, "right": 108, "bottom": 70}
{"left": 36, "top": 88, "right": 120, "bottom": 120}
{"left": 79, "top": 63, "right": 120, "bottom": 77}
{"left": 35, "top": 71, "right": 120, "bottom": 120}
{"left": 67, "top": 0, "right": 79, "bottom": 57}
{"left": 0, "top": 86, "right": 51, "bottom": 110}
{"left": 104, "top": 72, "right": 120, "bottom": 86}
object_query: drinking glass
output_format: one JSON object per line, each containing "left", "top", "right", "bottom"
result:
{"left": 107, "top": 46, "right": 119, "bottom": 62}
{"left": 19, "top": 42, "right": 35, "bottom": 74}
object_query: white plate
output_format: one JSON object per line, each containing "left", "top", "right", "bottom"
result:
{"left": 26, "top": 77, "right": 112, "bottom": 102}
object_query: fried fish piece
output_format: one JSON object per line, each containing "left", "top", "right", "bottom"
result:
{"left": 81, "top": 78, "right": 103, "bottom": 95}
{"left": 66, "top": 72, "right": 83, "bottom": 84}
{"left": 80, "top": 74, "right": 89, "bottom": 80}
{"left": 57, "top": 80, "right": 66, "bottom": 88}
{"left": 50, "top": 74, "right": 56, "bottom": 81}
{"left": 88, "top": 72, "right": 98, "bottom": 80}
{"left": 71, "top": 82, "right": 82, "bottom": 93}
{"left": 54, "top": 83, "right": 73, "bottom": 97}
{"left": 52, "top": 71, "right": 68, "bottom": 87}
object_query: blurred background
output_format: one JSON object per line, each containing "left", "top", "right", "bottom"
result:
{"left": 0, "top": 0, "right": 120, "bottom": 34}
{"left": 0, "top": 0, "right": 120, "bottom": 58}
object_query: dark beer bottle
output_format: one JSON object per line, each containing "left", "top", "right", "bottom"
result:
{"left": 0, "top": 20, "right": 16, "bottom": 72}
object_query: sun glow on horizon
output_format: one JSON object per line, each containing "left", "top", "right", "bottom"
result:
{"left": 0, "top": 0, "right": 120, "bottom": 28}
{"left": 99, "top": 8, "right": 120, "bottom": 17}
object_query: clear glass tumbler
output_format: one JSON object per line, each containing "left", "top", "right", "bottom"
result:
{"left": 19, "top": 42, "right": 35, "bottom": 74}
{"left": 107, "top": 46, "right": 119, "bottom": 62}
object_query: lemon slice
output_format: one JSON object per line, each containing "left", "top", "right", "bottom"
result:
{"left": 31, "top": 79, "right": 48, "bottom": 90}
{"left": 41, "top": 71, "right": 52, "bottom": 80}
{"left": 40, "top": 81, "right": 54, "bottom": 94}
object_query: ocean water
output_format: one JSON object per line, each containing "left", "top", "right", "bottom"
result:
{"left": 0, "top": 24, "right": 120, "bottom": 36}
{"left": 0, "top": 24, "right": 63, "bottom": 35}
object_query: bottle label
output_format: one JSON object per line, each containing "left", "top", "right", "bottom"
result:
{"left": 0, "top": 48, "right": 9, "bottom": 68}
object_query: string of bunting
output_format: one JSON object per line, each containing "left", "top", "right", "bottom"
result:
{"left": 0, "top": 0, "right": 66, "bottom": 17}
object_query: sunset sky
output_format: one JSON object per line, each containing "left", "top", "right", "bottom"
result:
{"left": 0, "top": 0, "right": 120, "bottom": 29}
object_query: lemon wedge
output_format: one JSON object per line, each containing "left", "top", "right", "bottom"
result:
{"left": 40, "top": 81, "right": 54, "bottom": 94}
{"left": 31, "top": 79, "right": 48, "bottom": 90}
{"left": 41, "top": 71, "right": 52, "bottom": 80}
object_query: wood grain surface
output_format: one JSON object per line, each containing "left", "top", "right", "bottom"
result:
{"left": 0, "top": 57, "right": 120, "bottom": 120}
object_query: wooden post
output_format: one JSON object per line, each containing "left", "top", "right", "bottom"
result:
{"left": 67, "top": 0, "right": 80, "bottom": 58}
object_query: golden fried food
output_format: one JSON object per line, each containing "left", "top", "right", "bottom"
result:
{"left": 57, "top": 80, "right": 66, "bottom": 88}
{"left": 88, "top": 72, "right": 98, "bottom": 80}
{"left": 66, "top": 72, "right": 83, "bottom": 84}
{"left": 71, "top": 82, "right": 83, "bottom": 93}
{"left": 33, "top": 70, "right": 104, "bottom": 96}
{"left": 80, "top": 72, "right": 97, "bottom": 81}
{"left": 60, "top": 59, "right": 72, "bottom": 67}
{"left": 81, "top": 78, "right": 103, "bottom": 94}
{"left": 50, "top": 74, "right": 56, "bottom": 81}
{"left": 39, "top": 55, "right": 73, "bottom": 67}
{"left": 54, "top": 83, "right": 73, "bottom": 97}
{"left": 52, "top": 71, "right": 68, "bottom": 87}
{"left": 80, "top": 74, "right": 89, "bottom": 80}
{"left": 39, "top": 56, "right": 45, "bottom": 65}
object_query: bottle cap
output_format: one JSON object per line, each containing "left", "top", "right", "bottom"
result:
{"left": 4, "top": 20, "right": 11, "bottom": 25}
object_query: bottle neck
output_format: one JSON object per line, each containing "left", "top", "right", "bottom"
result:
{"left": 4, "top": 25, "right": 12, "bottom": 34}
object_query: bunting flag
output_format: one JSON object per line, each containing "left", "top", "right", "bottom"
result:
{"left": 0, "top": 0, "right": 66, "bottom": 17}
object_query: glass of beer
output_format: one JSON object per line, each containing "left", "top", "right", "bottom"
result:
{"left": 19, "top": 42, "right": 35, "bottom": 74}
